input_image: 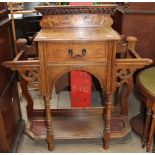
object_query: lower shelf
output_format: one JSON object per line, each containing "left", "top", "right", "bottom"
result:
{"left": 25, "top": 113, "right": 130, "bottom": 140}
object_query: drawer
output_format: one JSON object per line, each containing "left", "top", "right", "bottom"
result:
{"left": 45, "top": 42, "right": 108, "bottom": 61}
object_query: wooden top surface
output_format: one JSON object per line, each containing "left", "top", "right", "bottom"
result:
{"left": 34, "top": 28, "right": 121, "bottom": 42}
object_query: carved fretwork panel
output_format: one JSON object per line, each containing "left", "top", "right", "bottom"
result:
{"left": 19, "top": 69, "right": 39, "bottom": 89}
{"left": 115, "top": 59, "right": 152, "bottom": 90}
{"left": 116, "top": 68, "right": 135, "bottom": 88}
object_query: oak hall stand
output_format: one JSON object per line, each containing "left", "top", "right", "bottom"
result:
{"left": 3, "top": 5, "right": 152, "bottom": 151}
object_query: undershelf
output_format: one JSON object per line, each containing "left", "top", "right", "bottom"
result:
{"left": 25, "top": 110, "right": 130, "bottom": 140}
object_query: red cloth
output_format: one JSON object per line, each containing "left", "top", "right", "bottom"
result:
{"left": 71, "top": 71, "right": 91, "bottom": 107}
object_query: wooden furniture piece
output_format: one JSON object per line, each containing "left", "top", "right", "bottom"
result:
{"left": 131, "top": 67, "right": 155, "bottom": 152}
{"left": 0, "top": 2, "right": 24, "bottom": 152}
{"left": 2, "top": 5, "right": 152, "bottom": 151}
{"left": 113, "top": 2, "right": 155, "bottom": 63}
{"left": 13, "top": 2, "right": 155, "bottom": 93}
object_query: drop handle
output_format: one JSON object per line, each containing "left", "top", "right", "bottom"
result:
{"left": 82, "top": 48, "right": 86, "bottom": 56}
{"left": 68, "top": 48, "right": 87, "bottom": 58}
{"left": 68, "top": 49, "right": 73, "bottom": 57}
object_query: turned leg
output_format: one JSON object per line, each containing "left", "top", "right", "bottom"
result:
{"left": 43, "top": 95, "right": 54, "bottom": 151}
{"left": 103, "top": 92, "right": 112, "bottom": 149}
{"left": 142, "top": 107, "right": 152, "bottom": 148}
{"left": 146, "top": 112, "right": 155, "bottom": 152}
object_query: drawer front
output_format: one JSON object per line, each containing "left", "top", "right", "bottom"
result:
{"left": 45, "top": 42, "right": 108, "bottom": 61}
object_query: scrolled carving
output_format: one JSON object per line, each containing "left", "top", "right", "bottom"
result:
{"left": 19, "top": 69, "right": 39, "bottom": 89}
{"left": 116, "top": 68, "right": 134, "bottom": 87}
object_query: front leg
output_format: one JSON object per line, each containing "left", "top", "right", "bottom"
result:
{"left": 43, "top": 95, "right": 54, "bottom": 151}
{"left": 103, "top": 92, "right": 112, "bottom": 149}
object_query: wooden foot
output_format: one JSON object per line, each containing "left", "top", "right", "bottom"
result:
{"left": 44, "top": 95, "right": 54, "bottom": 151}
{"left": 47, "top": 134, "right": 54, "bottom": 151}
{"left": 103, "top": 132, "right": 110, "bottom": 149}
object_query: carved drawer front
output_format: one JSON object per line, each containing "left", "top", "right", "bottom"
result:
{"left": 45, "top": 42, "right": 108, "bottom": 61}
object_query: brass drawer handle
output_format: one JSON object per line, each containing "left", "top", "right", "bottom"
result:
{"left": 68, "top": 48, "right": 86, "bottom": 58}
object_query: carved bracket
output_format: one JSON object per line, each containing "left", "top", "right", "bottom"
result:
{"left": 19, "top": 69, "right": 39, "bottom": 89}
{"left": 116, "top": 68, "right": 134, "bottom": 87}
{"left": 115, "top": 58, "right": 152, "bottom": 88}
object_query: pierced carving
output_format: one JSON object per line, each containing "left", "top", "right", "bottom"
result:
{"left": 19, "top": 69, "right": 39, "bottom": 89}
{"left": 115, "top": 68, "right": 135, "bottom": 115}
{"left": 116, "top": 68, "right": 134, "bottom": 87}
